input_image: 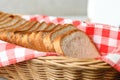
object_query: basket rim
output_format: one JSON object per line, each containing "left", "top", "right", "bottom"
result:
{"left": 29, "top": 56, "right": 112, "bottom": 70}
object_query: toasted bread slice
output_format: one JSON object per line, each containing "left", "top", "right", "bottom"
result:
{"left": 53, "top": 29, "right": 99, "bottom": 59}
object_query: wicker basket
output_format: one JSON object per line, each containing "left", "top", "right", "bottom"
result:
{"left": 0, "top": 56, "right": 120, "bottom": 80}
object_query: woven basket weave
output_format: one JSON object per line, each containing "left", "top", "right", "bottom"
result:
{"left": 0, "top": 56, "right": 120, "bottom": 80}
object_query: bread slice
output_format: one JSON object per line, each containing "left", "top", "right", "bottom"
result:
{"left": 28, "top": 21, "right": 49, "bottom": 31}
{"left": 44, "top": 23, "right": 56, "bottom": 31}
{"left": 43, "top": 24, "right": 77, "bottom": 52}
{"left": 5, "top": 24, "right": 62, "bottom": 51}
{"left": 26, "top": 22, "right": 48, "bottom": 32}
{"left": 0, "top": 13, "right": 11, "bottom": 21}
{"left": 0, "top": 16, "right": 21, "bottom": 29}
{"left": 27, "top": 23, "right": 55, "bottom": 51}
{"left": 35, "top": 22, "right": 48, "bottom": 31}
{"left": 0, "top": 31, "right": 19, "bottom": 45}
{"left": 3, "top": 31, "right": 11, "bottom": 42}
{"left": 11, "top": 20, "right": 30, "bottom": 31}
{"left": 0, "top": 18, "right": 12, "bottom": 32}
{"left": 51, "top": 24, "right": 63, "bottom": 31}
{"left": 8, "top": 32, "right": 26, "bottom": 47}
{"left": 0, "top": 18, "right": 12, "bottom": 26}
{"left": 53, "top": 29, "right": 99, "bottom": 59}
{"left": 16, "top": 21, "right": 37, "bottom": 32}
{"left": 27, "top": 22, "right": 48, "bottom": 50}
{"left": 26, "top": 21, "right": 41, "bottom": 32}
{"left": 21, "top": 33, "right": 30, "bottom": 48}
{"left": 0, "top": 14, "right": 15, "bottom": 26}
{"left": 26, "top": 23, "right": 55, "bottom": 51}
{"left": 41, "top": 24, "right": 63, "bottom": 51}
{"left": 14, "top": 32, "right": 24, "bottom": 46}
{"left": 33, "top": 24, "right": 56, "bottom": 51}
{"left": 7, "top": 31, "right": 15, "bottom": 43}
{"left": 0, "top": 30, "right": 13, "bottom": 42}
{"left": 0, "top": 12, "right": 49, "bottom": 33}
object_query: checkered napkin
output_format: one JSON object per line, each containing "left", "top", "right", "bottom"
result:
{"left": 0, "top": 15, "right": 120, "bottom": 72}
{"left": 0, "top": 40, "right": 57, "bottom": 67}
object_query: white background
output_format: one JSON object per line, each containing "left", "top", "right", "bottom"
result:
{"left": 88, "top": 0, "right": 120, "bottom": 27}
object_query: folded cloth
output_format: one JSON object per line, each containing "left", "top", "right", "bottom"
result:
{"left": 0, "top": 40, "right": 57, "bottom": 67}
{"left": 0, "top": 15, "right": 120, "bottom": 72}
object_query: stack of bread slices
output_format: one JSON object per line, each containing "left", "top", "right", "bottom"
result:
{"left": 0, "top": 11, "right": 99, "bottom": 59}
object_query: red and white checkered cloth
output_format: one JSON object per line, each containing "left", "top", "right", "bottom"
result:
{"left": 0, "top": 15, "right": 120, "bottom": 72}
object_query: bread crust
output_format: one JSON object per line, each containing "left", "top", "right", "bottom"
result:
{"left": 0, "top": 16, "right": 12, "bottom": 25}
{"left": 28, "top": 32, "right": 37, "bottom": 50}
{"left": 34, "top": 24, "right": 59, "bottom": 51}
{"left": 43, "top": 24, "right": 76, "bottom": 52}
{"left": 21, "top": 33, "right": 30, "bottom": 48}
{"left": 43, "top": 24, "right": 65, "bottom": 52}
{"left": 0, "top": 30, "right": 7, "bottom": 41}
{"left": 0, "top": 18, "right": 12, "bottom": 27}
{"left": 35, "top": 22, "right": 47, "bottom": 31}
{"left": 15, "top": 33, "right": 23, "bottom": 46}
{"left": 0, "top": 14, "right": 11, "bottom": 21}
{"left": 53, "top": 30, "right": 78, "bottom": 55}
{"left": 27, "top": 21, "right": 41, "bottom": 32}
{"left": 16, "top": 21, "right": 37, "bottom": 32}
{"left": 0, "top": 12, "right": 5, "bottom": 18}
{"left": 0, "top": 16, "right": 21, "bottom": 30}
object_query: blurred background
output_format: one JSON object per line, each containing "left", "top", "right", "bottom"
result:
{"left": 0, "top": 0, "right": 119, "bottom": 27}
{"left": 0, "top": 0, "right": 88, "bottom": 21}
{"left": 0, "top": 0, "right": 119, "bottom": 79}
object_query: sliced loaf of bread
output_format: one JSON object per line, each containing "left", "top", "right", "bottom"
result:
{"left": 0, "top": 11, "right": 100, "bottom": 59}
